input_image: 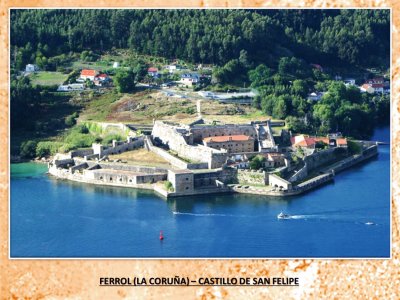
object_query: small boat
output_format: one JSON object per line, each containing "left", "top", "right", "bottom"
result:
{"left": 277, "top": 212, "right": 291, "bottom": 219}
{"left": 365, "top": 221, "right": 375, "bottom": 226}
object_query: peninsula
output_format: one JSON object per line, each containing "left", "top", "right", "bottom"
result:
{"left": 48, "top": 119, "right": 378, "bottom": 198}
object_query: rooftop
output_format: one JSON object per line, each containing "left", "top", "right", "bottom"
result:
{"left": 168, "top": 169, "right": 193, "bottom": 174}
{"left": 81, "top": 69, "right": 98, "bottom": 76}
{"left": 291, "top": 135, "right": 347, "bottom": 147}
{"left": 203, "top": 135, "right": 254, "bottom": 143}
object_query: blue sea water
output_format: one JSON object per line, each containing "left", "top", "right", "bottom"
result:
{"left": 10, "top": 127, "right": 390, "bottom": 258}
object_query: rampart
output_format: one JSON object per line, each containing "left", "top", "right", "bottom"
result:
{"left": 73, "top": 158, "right": 167, "bottom": 174}
{"left": 331, "top": 144, "right": 378, "bottom": 173}
{"left": 152, "top": 121, "right": 228, "bottom": 169}
{"left": 145, "top": 136, "right": 208, "bottom": 170}
{"left": 189, "top": 124, "right": 257, "bottom": 143}
{"left": 289, "top": 148, "right": 338, "bottom": 182}
{"left": 92, "top": 137, "right": 144, "bottom": 158}
{"left": 193, "top": 168, "right": 237, "bottom": 188}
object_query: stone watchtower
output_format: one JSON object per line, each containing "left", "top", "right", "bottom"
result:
{"left": 92, "top": 143, "right": 104, "bottom": 158}
{"left": 168, "top": 169, "right": 194, "bottom": 194}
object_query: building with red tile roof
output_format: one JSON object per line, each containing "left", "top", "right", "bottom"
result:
{"left": 203, "top": 135, "right": 254, "bottom": 153}
{"left": 148, "top": 67, "right": 159, "bottom": 77}
{"left": 291, "top": 134, "right": 347, "bottom": 149}
{"left": 80, "top": 69, "right": 98, "bottom": 81}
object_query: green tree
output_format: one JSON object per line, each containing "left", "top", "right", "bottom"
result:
{"left": 114, "top": 70, "right": 136, "bottom": 93}
{"left": 249, "top": 155, "right": 266, "bottom": 170}
{"left": 291, "top": 79, "right": 308, "bottom": 98}
{"left": 285, "top": 116, "right": 308, "bottom": 133}
{"left": 248, "top": 64, "right": 272, "bottom": 88}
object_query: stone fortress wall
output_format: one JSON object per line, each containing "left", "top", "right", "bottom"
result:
{"left": 144, "top": 136, "right": 209, "bottom": 170}
{"left": 65, "top": 136, "right": 144, "bottom": 160}
{"left": 48, "top": 120, "right": 379, "bottom": 199}
{"left": 193, "top": 168, "right": 237, "bottom": 188}
{"left": 151, "top": 120, "right": 277, "bottom": 169}
{"left": 289, "top": 148, "right": 338, "bottom": 182}
{"left": 189, "top": 124, "right": 258, "bottom": 143}
{"left": 152, "top": 121, "right": 229, "bottom": 169}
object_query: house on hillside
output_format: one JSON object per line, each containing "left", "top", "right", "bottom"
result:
{"left": 93, "top": 73, "right": 111, "bottom": 86}
{"left": 360, "top": 81, "right": 384, "bottom": 94}
{"left": 25, "top": 64, "right": 39, "bottom": 72}
{"left": 148, "top": 67, "right": 159, "bottom": 77}
{"left": 80, "top": 69, "right": 98, "bottom": 81}
{"left": 165, "top": 64, "right": 181, "bottom": 73}
{"left": 113, "top": 62, "right": 119, "bottom": 68}
{"left": 307, "top": 92, "right": 324, "bottom": 101}
{"left": 366, "top": 77, "right": 384, "bottom": 85}
{"left": 360, "top": 83, "right": 374, "bottom": 94}
{"left": 180, "top": 73, "right": 200, "bottom": 86}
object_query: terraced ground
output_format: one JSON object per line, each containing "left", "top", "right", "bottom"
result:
{"left": 107, "top": 148, "right": 172, "bottom": 168}
{"left": 80, "top": 89, "right": 275, "bottom": 125}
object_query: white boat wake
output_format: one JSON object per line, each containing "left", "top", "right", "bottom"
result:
{"left": 173, "top": 211, "right": 233, "bottom": 217}
{"left": 277, "top": 214, "right": 379, "bottom": 225}
{"left": 278, "top": 214, "right": 324, "bottom": 220}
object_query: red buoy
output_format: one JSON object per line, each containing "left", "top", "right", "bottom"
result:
{"left": 159, "top": 231, "right": 164, "bottom": 240}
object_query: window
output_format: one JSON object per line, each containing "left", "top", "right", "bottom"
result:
{"left": 100, "top": 176, "right": 103, "bottom": 180}
{"left": 129, "top": 179, "right": 132, "bottom": 183}
{"left": 110, "top": 177, "right": 112, "bottom": 181}
{"left": 186, "top": 187, "right": 189, "bottom": 190}
{"left": 186, "top": 178, "right": 189, "bottom": 181}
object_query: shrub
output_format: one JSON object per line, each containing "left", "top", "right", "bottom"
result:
{"left": 348, "top": 140, "right": 362, "bottom": 154}
{"left": 249, "top": 155, "right": 266, "bottom": 170}
{"left": 20, "top": 140, "right": 37, "bottom": 158}
{"left": 164, "top": 181, "right": 174, "bottom": 192}
{"left": 73, "top": 124, "right": 89, "bottom": 134}
{"left": 58, "top": 143, "right": 75, "bottom": 153}
{"left": 64, "top": 132, "right": 97, "bottom": 148}
{"left": 36, "top": 141, "right": 63, "bottom": 157}
{"left": 103, "top": 134, "right": 123, "bottom": 145}
{"left": 65, "top": 114, "right": 77, "bottom": 127}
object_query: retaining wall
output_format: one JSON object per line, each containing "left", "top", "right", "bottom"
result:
{"left": 152, "top": 121, "right": 228, "bottom": 169}
{"left": 145, "top": 136, "right": 208, "bottom": 170}
{"left": 74, "top": 158, "right": 167, "bottom": 174}
{"left": 237, "top": 169, "right": 267, "bottom": 185}
{"left": 193, "top": 168, "right": 237, "bottom": 188}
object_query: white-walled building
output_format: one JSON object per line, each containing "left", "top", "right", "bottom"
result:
{"left": 25, "top": 64, "right": 39, "bottom": 72}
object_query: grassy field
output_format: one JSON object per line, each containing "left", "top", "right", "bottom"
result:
{"left": 72, "top": 61, "right": 111, "bottom": 71}
{"left": 78, "top": 91, "right": 121, "bottom": 121}
{"left": 108, "top": 148, "right": 172, "bottom": 168}
{"left": 30, "top": 72, "right": 68, "bottom": 86}
{"left": 77, "top": 89, "right": 282, "bottom": 126}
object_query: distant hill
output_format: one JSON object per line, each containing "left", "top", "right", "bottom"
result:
{"left": 11, "top": 9, "right": 390, "bottom": 69}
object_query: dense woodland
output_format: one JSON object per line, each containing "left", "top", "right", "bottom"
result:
{"left": 11, "top": 9, "right": 389, "bottom": 68}
{"left": 10, "top": 9, "right": 390, "bottom": 157}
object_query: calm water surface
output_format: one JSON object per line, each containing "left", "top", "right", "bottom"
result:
{"left": 10, "top": 127, "right": 390, "bottom": 257}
